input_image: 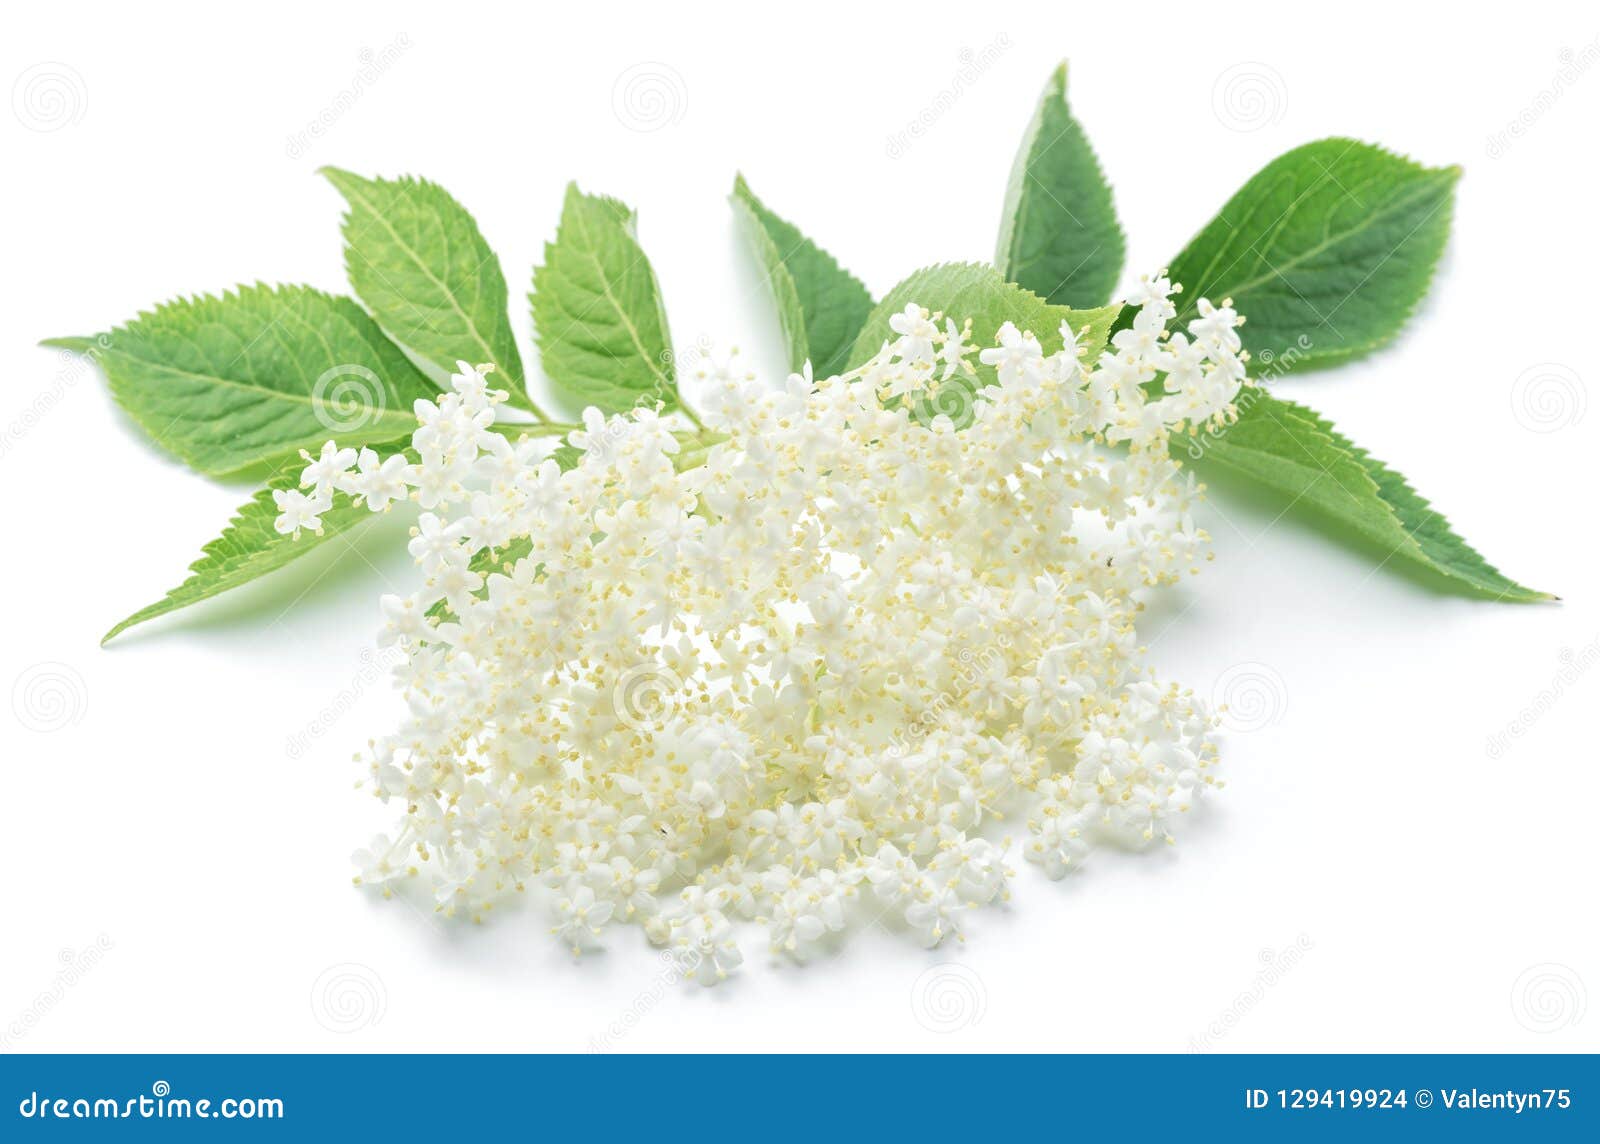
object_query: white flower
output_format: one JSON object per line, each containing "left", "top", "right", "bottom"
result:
{"left": 595, "top": 855, "right": 662, "bottom": 918}
{"left": 905, "top": 880, "right": 966, "bottom": 948}
{"left": 300, "top": 441, "right": 357, "bottom": 495}
{"left": 408, "top": 512, "right": 465, "bottom": 572}
{"left": 888, "top": 303, "right": 938, "bottom": 365}
{"left": 766, "top": 870, "right": 849, "bottom": 954}
{"left": 339, "top": 447, "right": 412, "bottom": 511}
{"left": 450, "top": 359, "right": 501, "bottom": 411}
{"left": 351, "top": 833, "right": 406, "bottom": 894}
{"left": 378, "top": 593, "right": 427, "bottom": 647}
{"left": 861, "top": 843, "right": 920, "bottom": 902}
{"left": 938, "top": 317, "right": 972, "bottom": 380}
{"left": 552, "top": 880, "right": 615, "bottom": 953}
{"left": 292, "top": 286, "right": 1242, "bottom": 983}
{"left": 978, "top": 321, "right": 1042, "bottom": 378}
{"left": 272, "top": 488, "right": 329, "bottom": 537}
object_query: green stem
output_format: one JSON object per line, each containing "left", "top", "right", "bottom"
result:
{"left": 679, "top": 402, "right": 707, "bottom": 433}
{"left": 672, "top": 427, "right": 727, "bottom": 472}
{"left": 488, "top": 419, "right": 581, "bottom": 439}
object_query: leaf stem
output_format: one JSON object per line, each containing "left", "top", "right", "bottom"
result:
{"left": 488, "top": 418, "right": 580, "bottom": 439}
{"left": 679, "top": 402, "right": 707, "bottom": 433}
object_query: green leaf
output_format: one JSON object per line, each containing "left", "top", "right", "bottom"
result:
{"left": 322, "top": 168, "right": 539, "bottom": 414}
{"left": 1188, "top": 391, "right": 1547, "bottom": 601}
{"left": 847, "top": 262, "right": 1120, "bottom": 374}
{"left": 730, "top": 174, "right": 875, "bottom": 377}
{"left": 59, "top": 284, "right": 433, "bottom": 477}
{"left": 38, "top": 336, "right": 100, "bottom": 354}
{"left": 530, "top": 183, "right": 678, "bottom": 415}
{"left": 1163, "top": 139, "right": 1459, "bottom": 372}
{"left": 103, "top": 467, "right": 388, "bottom": 643}
{"left": 996, "top": 62, "right": 1125, "bottom": 309}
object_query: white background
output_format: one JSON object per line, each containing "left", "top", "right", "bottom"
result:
{"left": 3, "top": 0, "right": 1596, "bottom": 1053}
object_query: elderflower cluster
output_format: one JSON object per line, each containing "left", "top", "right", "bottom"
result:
{"left": 287, "top": 274, "right": 1247, "bottom": 984}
